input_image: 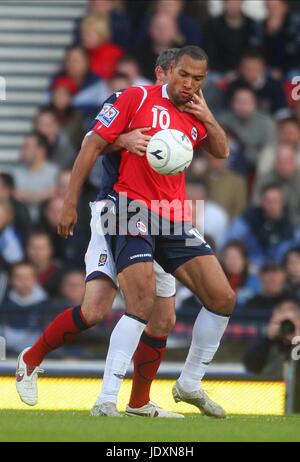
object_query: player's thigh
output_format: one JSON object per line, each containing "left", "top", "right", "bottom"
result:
{"left": 118, "top": 262, "right": 156, "bottom": 321}
{"left": 85, "top": 201, "right": 118, "bottom": 286}
{"left": 81, "top": 277, "right": 117, "bottom": 324}
{"left": 174, "top": 255, "right": 235, "bottom": 315}
{"left": 146, "top": 296, "right": 176, "bottom": 337}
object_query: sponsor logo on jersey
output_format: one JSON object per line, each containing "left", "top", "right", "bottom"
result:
{"left": 153, "top": 105, "right": 169, "bottom": 111}
{"left": 191, "top": 127, "right": 198, "bottom": 140}
{"left": 97, "top": 105, "right": 119, "bottom": 127}
{"left": 98, "top": 253, "right": 108, "bottom": 266}
{"left": 136, "top": 220, "right": 147, "bottom": 233}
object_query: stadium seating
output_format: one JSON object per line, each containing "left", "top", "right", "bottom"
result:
{"left": 0, "top": 0, "right": 87, "bottom": 166}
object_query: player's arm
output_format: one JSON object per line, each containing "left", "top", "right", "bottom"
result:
{"left": 185, "top": 91, "right": 229, "bottom": 159}
{"left": 57, "top": 132, "right": 108, "bottom": 239}
{"left": 103, "top": 127, "right": 151, "bottom": 157}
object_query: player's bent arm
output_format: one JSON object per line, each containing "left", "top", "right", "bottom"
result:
{"left": 102, "top": 128, "right": 151, "bottom": 157}
{"left": 58, "top": 132, "right": 108, "bottom": 239}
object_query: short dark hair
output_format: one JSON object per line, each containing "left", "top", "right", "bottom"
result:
{"left": 240, "top": 49, "right": 265, "bottom": 62}
{"left": 278, "top": 116, "right": 300, "bottom": 128}
{"left": 283, "top": 246, "right": 300, "bottom": 265}
{"left": 231, "top": 83, "right": 256, "bottom": 99}
{"left": 37, "top": 106, "right": 59, "bottom": 122}
{"left": 156, "top": 48, "right": 179, "bottom": 71}
{"left": 174, "top": 46, "right": 208, "bottom": 65}
{"left": 0, "top": 173, "right": 14, "bottom": 189}
{"left": 260, "top": 262, "right": 284, "bottom": 274}
{"left": 26, "top": 130, "right": 50, "bottom": 155}
{"left": 260, "top": 182, "right": 282, "bottom": 197}
{"left": 10, "top": 261, "right": 37, "bottom": 277}
{"left": 26, "top": 229, "right": 53, "bottom": 248}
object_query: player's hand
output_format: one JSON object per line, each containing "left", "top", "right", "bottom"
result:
{"left": 120, "top": 127, "right": 152, "bottom": 156}
{"left": 57, "top": 203, "right": 77, "bottom": 239}
{"left": 183, "top": 91, "right": 213, "bottom": 124}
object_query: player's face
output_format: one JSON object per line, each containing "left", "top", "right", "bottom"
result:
{"left": 168, "top": 56, "right": 207, "bottom": 106}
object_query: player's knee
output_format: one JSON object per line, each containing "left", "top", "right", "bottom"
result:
{"left": 209, "top": 288, "right": 236, "bottom": 316}
{"left": 81, "top": 302, "right": 109, "bottom": 325}
{"left": 127, "top": 289, "right": 156, "bottom": 321}
{"left": 147, "top": 312, "right": 176, "bottom": 337}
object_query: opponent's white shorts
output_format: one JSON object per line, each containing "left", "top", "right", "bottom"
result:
{"left": 85, "top": 202, "right": 176, "bottom": 298}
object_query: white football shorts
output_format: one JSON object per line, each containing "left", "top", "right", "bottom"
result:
{"left": 85, "top": 201, "right": 176, "bottom": 297}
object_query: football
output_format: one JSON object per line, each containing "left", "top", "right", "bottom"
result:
{"left": 146, "top": 129, "right": 193, "bottom": 175}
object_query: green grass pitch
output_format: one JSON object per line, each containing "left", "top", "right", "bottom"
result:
{"left": 0, "top": 411, "right": 300, "bottom": 442}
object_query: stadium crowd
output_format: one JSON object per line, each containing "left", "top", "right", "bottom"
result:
{"left": 1, "top": 0, "right": 300, "bottom": 367}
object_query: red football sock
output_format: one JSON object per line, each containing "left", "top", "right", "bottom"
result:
{"left": 129, "top": 332, "right": 167, "bottom": 409}
{"left": 23, "top": 306, "right": 91, "bottom": 368}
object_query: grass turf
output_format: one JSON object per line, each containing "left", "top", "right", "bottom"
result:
{"left": 0, "top": 411, "right": 299, "bottom": 442}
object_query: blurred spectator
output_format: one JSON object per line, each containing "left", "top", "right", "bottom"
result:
{"left": 0, "top": 173, "right": 32, "bottom": 244}
{"left": 208, "top": 0, "right": 267, "bottom": 20}
{"left": 40, "top": 197, "right": 88, "bottom": 266}
{"left": 225, "top": 184, "right": 296, "bottom": 266}
{"left": 133, "top": 12, "right": 182, "bottom": 81}
{"left": 252, "top": 144, "right": 300, "bottom": 226}
{"left": 202, "top": 75, "right": 225, "bottom": 116}
{"left": 284, "top": 247, "right": 300, "bottom": 301}
{"left": 244, "top": 299, "right": 300, "bottom": 378}
{"left": 222, "top": 241, "right": 261, "bottom": 307}
{"left": 48, "top": 78, "right": 86, "bottom": 151}
{"left": 13, "top": 132, "right": 58, "bottom": 222}
{"left": 206, "top": 0, "right": 258, "bottom": 73}
{"left": 257, "top": 117, "right": 300, "bottom": 177}
{"left": 54, "top": 170, "right": 71, "bottom": 200}
{"left": 35, "top": 108, "right": 77, "bottom": 170}
{"left": 116, "top": 56, "right": 151, "bottom": 86}
{"left": 218, "top": 85, "right": 277, "bottom": 169}
{"left": 80, "top": 14, "right": 124, "bottom": 80}
{"left": 245, "top": 262, "right": 288, "bottom": 312}
{"left": 52, "top": 46, "right": 107, "bottom": 117}
{"left": 226, "top": 49, "right": 288, "bottom": 117}
{"left": 56, "top": 269, "right": 86, "bottom": 307}
{"left": 26, "top": 231, "right": 63, "bottom": 297}
{"left": 254, "top": 0, "right": 300, "bottom": 76}
{"left": 193, "top": 154, "right": 248, "bottom": 221}
{"left": 0, "top": 199, "right": 23, "bottom": 266}
{"left": 223, "top": 127, "right": 250, "bottom": 175}
{"left": 186, "top": 181, "right": 229, "bottom": 248}
{"left": 75, "top": 0, "right": 132, "bottom": 50}
{"left": 136, "top": 0, "right": 203, "bottom": 48}
{"left": 0, "top": 262, "right": 49, "bottom": 354}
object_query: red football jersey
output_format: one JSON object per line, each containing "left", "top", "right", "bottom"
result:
{"left": 93, "top": 84, "right": 207, "bottom": 221}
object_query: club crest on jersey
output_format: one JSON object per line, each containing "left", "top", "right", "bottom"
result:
{"left": 136, "top": 220, "right": 147, "bottom": 233}
{"left": 191, "top": 127, "right": 198, "bottom": 141}
{"left": 97, "top": 105, "right": 119, "bottom": 127}
{"left": 98, "top": 253, "right": 108, "bottom": 266}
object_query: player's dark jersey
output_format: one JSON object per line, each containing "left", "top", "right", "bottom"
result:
{"left": 89, "top": 90, "right": 124, "bottom": 200}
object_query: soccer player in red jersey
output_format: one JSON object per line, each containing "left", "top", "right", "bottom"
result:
{"left": 16, "top": 50, "right": 186, "bottom": 418}
{"left": 58, "top": 46, "right": 234, "bottom": 417}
